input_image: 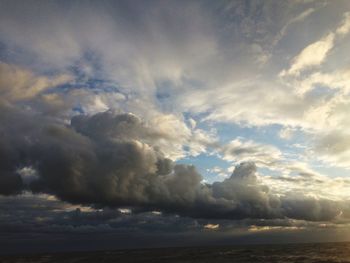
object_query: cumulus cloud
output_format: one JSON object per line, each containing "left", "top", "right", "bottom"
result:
{"left": 1, "top": 2, "right": 350, "bottom": 249}
{"left": 0, "top": 105, "right": 346, "bottom": 222}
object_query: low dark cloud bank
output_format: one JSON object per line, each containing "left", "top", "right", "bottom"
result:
{"left": 0, "top": 101, "right": 346, "bottom": 222}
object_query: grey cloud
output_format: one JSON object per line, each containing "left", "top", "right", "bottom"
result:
{"left": 281, "top": 197, "right": 340, "bottom": 221}
{"left": 2, "top": 192, "right": 348, "bottom": 256}
{"left": 0, "top": 193, "right": 337, "bottom": 239}
{"left": 0, "top": 104, "right": 345, "bottom": 222}
{"left": 2, "top": 1, "right": 350, "bottom": 253}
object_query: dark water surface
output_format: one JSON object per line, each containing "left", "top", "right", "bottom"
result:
{"left": 1, "top": 242, "right": 350, "bottom": 263}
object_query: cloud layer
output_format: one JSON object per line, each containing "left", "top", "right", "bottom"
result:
{"left": 0, "top": 103, "right": 347, "bottom": 222}
{"left": 1, "top": 0, "right": 350, "bottom": 251}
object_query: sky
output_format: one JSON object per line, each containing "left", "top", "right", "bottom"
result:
{"left": 1, "top": 0, "right": 350, "bottom": 254}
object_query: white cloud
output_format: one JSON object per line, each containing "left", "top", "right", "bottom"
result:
{"left": 220, "top": 138, "right": 282, "bottom": 167}
{"left": 280, "top": 33, "right": 335, "bottom": 77}
{"left": 0, "top": 1, "right": 350, "bottom": 191}
{"left": 313, "top": 131, "right": 350, "bottom": 168}
{"left": 279, "top": 127, "right": 295, "bottom": 140}
{"left": 297, "top": 68, "right": 350, "bottom": 95}
{"left": 336, "top": 12, "right": 350, "bottom": 36}
{"left": 0, "top": 63, "right": 73, "bottom": 101}
{"left": 280, "top": 12, "right": 350, "bottom": 78}
{"left": 207, "top": 166, "right": 228, "bottom": 179}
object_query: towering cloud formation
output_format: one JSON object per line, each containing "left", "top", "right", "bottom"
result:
{"left": 0, "top": 104, "right": 344, "bottom": 221}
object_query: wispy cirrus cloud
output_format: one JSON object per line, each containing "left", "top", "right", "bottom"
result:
{"left": 279, "top": 33, "right": 335, "bottom": 77}
{"left": 280, "top": 11, "right": 350, "bottom": 78}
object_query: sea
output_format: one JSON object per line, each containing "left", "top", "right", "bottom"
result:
{"left": 1, "top": 242, "right": 350, "bottom": 263}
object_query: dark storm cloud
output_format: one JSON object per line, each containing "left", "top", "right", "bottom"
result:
{"left": 0, "top": 193, "right": 202, "bottom": 241}
{"left": 2, "top": 193, "right": 347, "bottom": 255}
{"left": 0, "top": 103, "right": 345, "bottom": 222}
{"left": 0, "top": 193, "right": 334, "bottom": 240}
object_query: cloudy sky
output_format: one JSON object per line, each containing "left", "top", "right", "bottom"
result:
{"left": 1, "top": 0, "right": 350, "bottom": 254}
